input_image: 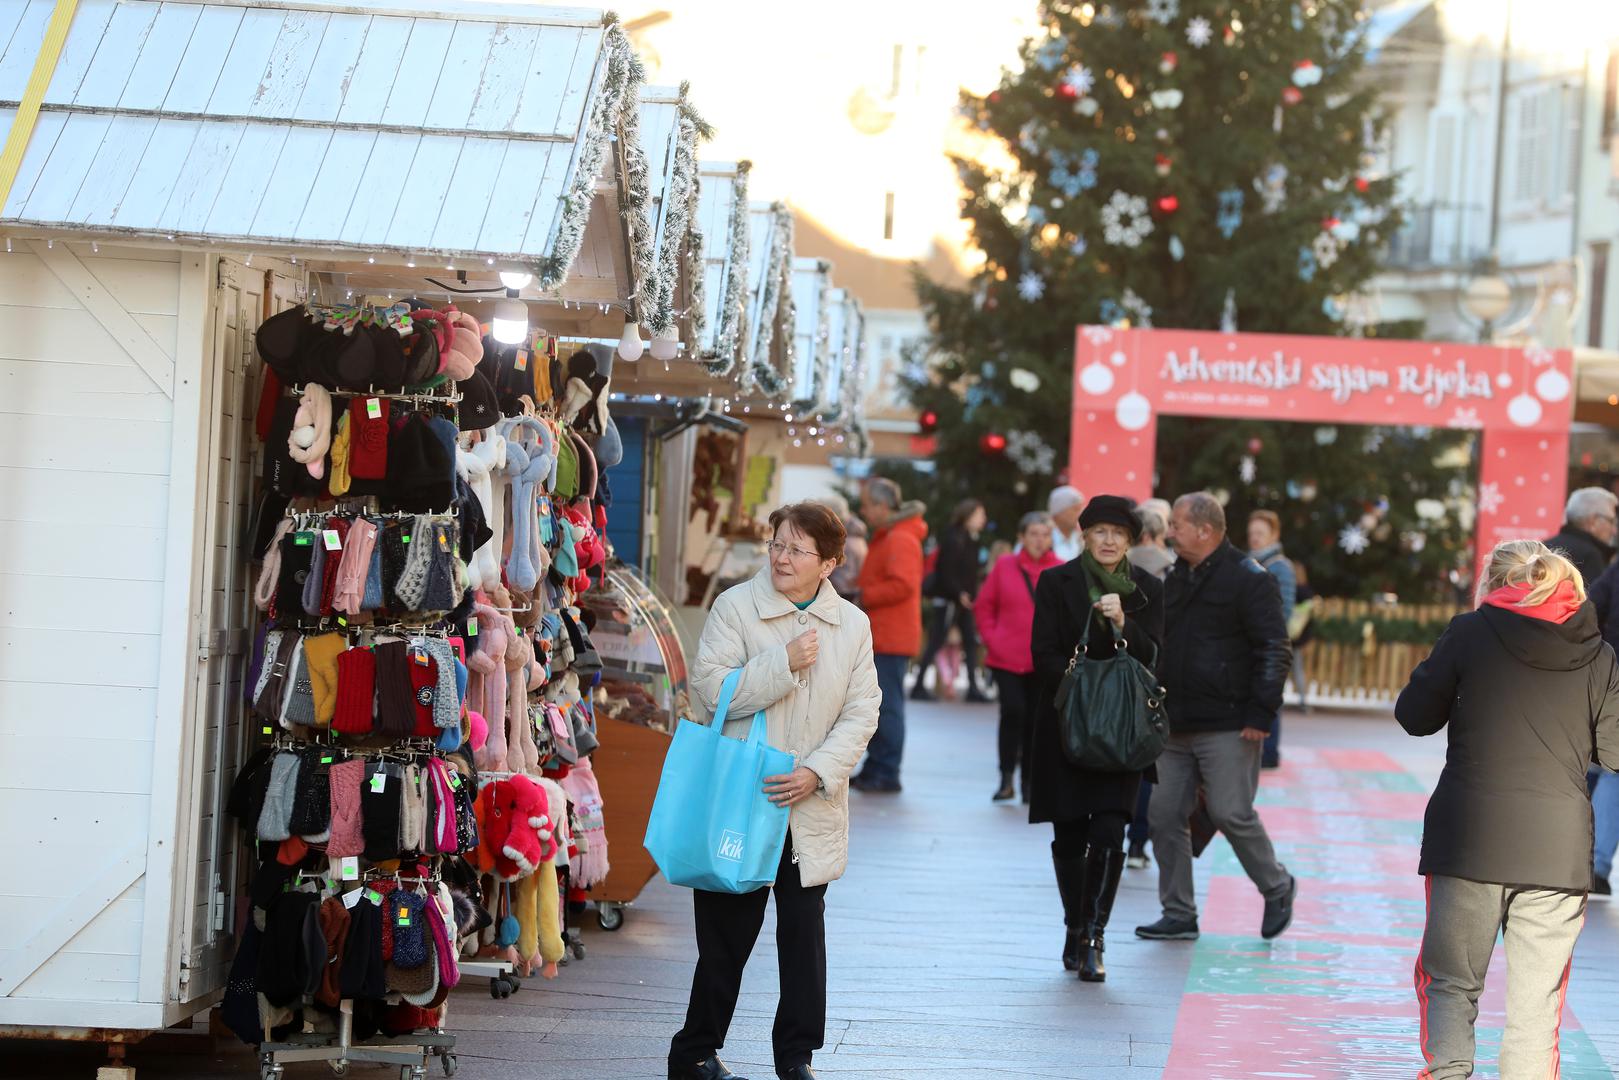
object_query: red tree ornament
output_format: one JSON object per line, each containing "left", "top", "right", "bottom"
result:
{"left": 1155, "top": 153, "right": 1173, "bottom": 176}
{"left": 1057, "top": 81, "right": 1079, "bottom": 100}
{"left": 980, "top": 432, "right": 1008, "bottom": 455}
{"left": 1156, "top": 194, "right": 1180, "bottom": 214}
{"left": 1354, "top": 176, "right": 1370, "bottom": 193}
{"left": 918, "top": 409, "right": 939, "bottom": 435}
{"left": 1282, "top": 86, "right": 1304, "bottom": 105}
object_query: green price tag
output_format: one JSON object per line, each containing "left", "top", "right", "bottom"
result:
{"left": 369, "top": 772, "right": 386, "bottom": 793}
{"left": 449, "top": 772, "right": 462, "bottom": 789}
{"left": 396, "top": 907, "right": 412, "bottom": 928}
{"left": 364, "top": 888, "right": 383, "bottom": 905}
{"left": 338, "top": 856, "right": 359, "bottom": 881}
{"left": 337, "top": 615, "right": 348, "bottom": 627}
{"left": 366, "top": 397, "right": 381, "bottom": 420}
{"left": 402, "top": 534, "right": 412, "bottom": 544}
{"left": 294, "top": 534, "right": 312, "bottom": 546}
{"left": 261, "top": 726, "right": 273, "bottom": 736}
{"left": 467, "top": 618, "right": 478, "bottom": 637}
{"left": 320, "top": 754, "right": 333, "bottom": 764}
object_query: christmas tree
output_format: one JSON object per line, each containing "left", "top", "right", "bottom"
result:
{"left": 907, "top": 0, "right": 1437, "bottom": 588}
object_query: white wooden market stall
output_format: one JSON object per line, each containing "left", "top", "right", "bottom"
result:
{"left": 0, "top": 0, "right": 657, "bottom": 1044}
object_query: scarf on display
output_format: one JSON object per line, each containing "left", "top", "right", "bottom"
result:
{"left": 1081, "top": 551, "right": 1137, "bottom": 603}
{"left": 1480, "top": 580, "right": 1583, "bottom": 624}
{"left": 560, "top": 756, "right": 609, "bottom": 890}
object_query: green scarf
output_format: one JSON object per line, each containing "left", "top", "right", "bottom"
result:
{"left": 1082, "top": 551, "right": 1137, "bottom": 604}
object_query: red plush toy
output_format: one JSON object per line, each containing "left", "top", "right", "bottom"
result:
{"left": 471, "top": 778, "right": 553, "bottom": 881}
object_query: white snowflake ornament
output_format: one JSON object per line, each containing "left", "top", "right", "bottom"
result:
{"left": 1477, "top": 482, "right": 1505, "bottom": 515}
{"left": 1018, "top": 271, "right": 1047, "bottom": 302}
{"left": 1007, "top": 430, "right": 1057, "bottom": 474}
{"left": 1338, "top": 524, "right": 1369, "bottom": 555}
{"left": 1064, "top": 65, "right": 1095, "bottom": 97}
{"left": 1146, "top": 0, "right": 1180, "bottom": 24}
{"left": 1239, "top": 456, "right": 1256, "bottom": 484}
{"left": 1100, "top": 191, "right": 1154, "bottom": 247}
{"left": 1186, "top": 16, "right": 1214, "bottom": 47}
{"left": 1312, "top": 231, "right": 1341, "bottom": 269}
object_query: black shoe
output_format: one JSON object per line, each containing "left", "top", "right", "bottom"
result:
{"left": 1135, "top": 915, "right": 1200, "bottom": 941}
{"left": 1051, "top": 849, "right": 1090, "bottom": 971}
{"left": 1261, "top": 755, "right": 1281, "bottom": 770}
{"left": 909, "top": 683, "right": 935, "bottom": 702}
{"left": 669, "top": 1056, "right": 746, "bottom": 1080}
{"left": 1079, "top": 847, "right": 1123, "bottom": 983}
{"left": 776, "top": 1066, "right": 817, "bottom": 1080}
{"left": 1595, "top": 875, "right": 1612, "bottom": 897}
{"left": 1261, "top": 875, "right": 1298, "bottom": 940}
{"left": 992, "top": 769, "right": 1016, "bottom": 802}
{"left": 965, "top": 688, "right": 992, "bottom": 704}
{"left": 850, "top": 773, "right": 901, "bottom": 794}
{"left": 1126, "top": 842, "right": 1149, "bottom": 870}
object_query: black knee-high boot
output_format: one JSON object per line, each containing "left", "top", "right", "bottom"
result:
{"left": 1051, "top": 847, "right": 1090, "bottom": 971}
{"left": 1080, "top": 846, "right": 1124, "bottom": 983}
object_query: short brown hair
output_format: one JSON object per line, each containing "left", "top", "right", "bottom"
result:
{"left": 769, "top": 502, "right": 848, "bottom": 565}
{"left": 1249, "top": 510, "right": 1281, "bottom": 536}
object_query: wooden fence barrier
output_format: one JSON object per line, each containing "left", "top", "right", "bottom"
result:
{"left": 1296, "top": 597, "right": 1466, "bottom": 707}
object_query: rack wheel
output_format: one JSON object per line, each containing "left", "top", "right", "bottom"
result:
{"left": 597, "top": 903, "right": 624, "bottom": 931}
{"left": 262, "top": 1065, "right": 284, "bottom": 1080}
{"left": 328, "top": 1061, "right": 350, "bottom": 1077}
{"left": 441, "top": 1052, "right": 459, "bottom": 1077}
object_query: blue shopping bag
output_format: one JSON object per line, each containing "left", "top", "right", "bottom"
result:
{"left": 643, "top": 669, "right": 794, "bottom": 893}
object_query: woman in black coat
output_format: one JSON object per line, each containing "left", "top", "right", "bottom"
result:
{"left": 913, "top": 498, "right": 989, "bottom": 701}
{"left": 1028, "top": 495, "right": 1164, "bottom": 983}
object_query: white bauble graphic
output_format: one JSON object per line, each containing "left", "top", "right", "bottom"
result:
{"left": 1535, "top": 368, "right": 1570, "bottom": 403}
{"left": 1080, "top": 361, "right": 1115, "bottom": 396}
{"left": 1507, "top": 393, "right": 1542, "bottom": 428}
{"left": 1116, "top": 391, "right": 1152, "bottom": 431}
{"left": 1110, "top": 349, "right": 1128, "bottom": 367}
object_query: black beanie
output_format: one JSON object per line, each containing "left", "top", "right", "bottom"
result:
{"left": 361, "top": 762, "right": 405, "bottom": 861}
{"left": 369, "top": 323, "right": 407, "bottom": 391}
{"left": 373, "top": 642, "right": 418, "bottom": 738}
{"left": 263, "top": 398, "right": 325, "bottom": 499}
{"left": 1078, "top": 494, "right": 1143, "bottom": 542}
{"left": 456, "top": 369, "right": 501, "bottom": 431}
{"left": 255, "top": 306, "right": 308, "bottom": 382}
{"left": 386, "top": 413, "right": 455, "bottom": 513}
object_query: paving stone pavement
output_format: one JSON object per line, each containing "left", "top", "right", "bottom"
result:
{"left": 11, "top": 701, "right": 1619, "bottom": 1079}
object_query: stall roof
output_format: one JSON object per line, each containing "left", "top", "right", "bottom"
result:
{"left": 790, "top": 255, "right": 833, "bottom": 410}
{"left": 636, "top": 84, "right": 706, "bottom": 340}
{"left": 743, "top": 200, "right": 794, "bottom": 398}
{"left": 0, "top": 0, "right": 641, "bottom": 286}
{"left": 824, "top": 286, "right": 867, "bottom": 431}
{"left": 692, "top": 159, "right": 749, "bottom": 371}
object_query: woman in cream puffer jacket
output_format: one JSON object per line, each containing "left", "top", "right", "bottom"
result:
{"left": 669, "top": 502, "right": 881, "bottom": 1080}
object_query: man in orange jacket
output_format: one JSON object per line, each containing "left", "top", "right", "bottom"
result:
{"left": 851, "top": 477, "right": 928, "bottom": 793}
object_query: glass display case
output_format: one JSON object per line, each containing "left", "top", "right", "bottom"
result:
{"left": 580, "top": 565, "right": 690, "bottom": 734}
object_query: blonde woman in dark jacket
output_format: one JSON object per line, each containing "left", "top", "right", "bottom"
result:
{"left": 1397, "top": 540, "right": 1619, "bottom": 1079}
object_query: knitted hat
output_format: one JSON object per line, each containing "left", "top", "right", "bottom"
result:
{"left": 332, "top": 647, "right": 377, "bottom": 735}
{"left": 386, "top": 413, "right": 455, "bottom": 513}
{"left": 264, "top": 397, "right": 325, "bottom": 498}
{"left": 394, "top": 514, "right": 435, "bottom": 611}
{"left": 335, "top": 325, "right": 377, "bottom": 387}
{"left": 368, "top": 322, "right": 407, "bottom": 390}
{"left": 456, "top": 370, "right": 500, "bottom": 431}
{"left": 279, "top": 638, "right": 317, "bottom": 729}
{"left": 348, "top": 395, "right": 391, "bottom": 480}
{"left": 326, "top": 758, "right": 366, "bottom": 858}
{"left": 570, "top": 429, "right": 598, "bottom": 501}
{"left": 256, "top": 751, "right": 300, "bottom": 841}
{"left": 288, "top": 383, "right": 334, "bottom": 480}
{"left": 256, "top": 305, "right": 308, "bottom": 381}
{"left": 301, "top": 541, "right": 328, "bottom": 616}
{"left": 288, "top": 745, "right": 333, "bottom": 839}
{"left": 361, "top": 762, "right": 404, "bottom": 861}
{"left": 1078, "top": 493, "right": 1142, "bottom": 542}
{"left": 338, "top": 891, "right": 386, "bottom": 1000}
{"left": 303, "top": 632, "right": 346, "bottom": 728}
{"left": 328, "top": 412, "right": 353, "bottom": 497}
{"left": 373, "top": 640, "right": 418, "bottom": 738}
{"left": 401, "top": 325, "right": 442, "bottom": 386}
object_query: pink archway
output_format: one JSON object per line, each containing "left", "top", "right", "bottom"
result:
{"left": 1067, "top": 327, "right": 1575, "bottom": 578}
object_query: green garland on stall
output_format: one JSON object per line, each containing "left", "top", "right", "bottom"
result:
{"left": 1309, "top": 614, "right": 1454, "bottom": 646}
{"left": 702, "top": 161, "right": 751, "bottom": 375}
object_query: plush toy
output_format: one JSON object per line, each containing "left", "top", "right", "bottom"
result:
{"left": 473, "top": 777, "right": 552, "bottom": 881}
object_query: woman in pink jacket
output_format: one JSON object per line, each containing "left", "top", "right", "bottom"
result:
{"left": 976, "top": 511, "right": 1064, "bottom": 802}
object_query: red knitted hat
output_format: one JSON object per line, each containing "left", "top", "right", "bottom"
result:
{"left": 333, "top": 648, "right": 377, "bottom": 735}
{"left": 348, "top": 395, "right": 391, "bottom": 480}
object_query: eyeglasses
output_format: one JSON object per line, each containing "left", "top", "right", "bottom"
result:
{"left": 768, "top": 541, "right": 822, "bottom": 562}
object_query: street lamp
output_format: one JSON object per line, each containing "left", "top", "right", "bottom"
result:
{"left": 1461, "top": 258, "right": 1512, "bottom": 343}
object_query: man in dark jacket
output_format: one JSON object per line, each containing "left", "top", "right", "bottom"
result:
{"left": 1136, "top": 492, "right": 1297, "bottom": 943}
{"left": 1542, "top": 486, "right": 1618, "bottom": 589}
{"left": 1395, "top": 552, "right": 1619, "bottom": 1078}
{"left": 1582, "top": 557, "right": 1619, "bottom": 895}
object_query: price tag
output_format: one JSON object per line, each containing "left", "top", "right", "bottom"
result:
{"left": 397, "top": 905, "right": 412, "bottom": 928}
{"left": 294, "top": 533, "right": 312, "bottom": 546}
{"left": 364, "top": 888, "right": 383, "bottom": 905}
{"left": 338, "top": 856, "right": 360, "bottom": 881}
{"left": 369, "top": 771, "right": 386, "bottom": 793}
{"left": 412, "top": 648, "right": 430, "bottom": 667}
{"left": 515, "top": 349, "right": 529, "bottom": 372}
{"left": 261, "top": 726, "right": 273, "bottom": 736}
{"left": 437, "top": 531, "right": 449, "bottom": 553}
{"left": 320, "top": 753, "right": 333, "bottom": 764}
{"left": 449, "top": 772, "right": 462, "bottom": 790}
{"left": 337, "top": 615, "right": 348, "bottom": 627}
{"left": 323, "top": 529, "right": 342, "bottom": 551}
{"left": 402, "top": 534, "right": 412, "bottom": 544}
{"left": 467, "top": 618, "right": 478, "bottom": 638}
{"left": 366, "top": 397, "right": 382, "bottom": 420}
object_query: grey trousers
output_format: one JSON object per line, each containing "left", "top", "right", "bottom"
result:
{"left": 1416, "top": 874, "right": 1586, "bottom": 1079}
{"left": 1147, "top": 730, "right": 1291, "bottom": 920}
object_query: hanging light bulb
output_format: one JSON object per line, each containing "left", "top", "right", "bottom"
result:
{"left": 498, "top": 271, "right": 533, "bottom": 291}
{"left": 492, "top": 298, "right": 528, "bottom": 345}
{"left": 649, "top": 325, "right": 679, "bottom": 362}
{"left": 617, "top": 321, "right": 645, "bottom": 361}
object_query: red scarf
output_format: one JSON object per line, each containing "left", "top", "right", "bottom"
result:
{"left": 1480, "top": 580, "right": 1583, "bottom": 624}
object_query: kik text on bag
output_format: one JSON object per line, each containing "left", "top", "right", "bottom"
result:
{"left": 716, "top": 830, "right": 745, "bottom": 862}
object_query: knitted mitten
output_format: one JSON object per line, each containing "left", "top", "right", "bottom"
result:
{"left": 302, "top": 632, "right": 346, "bottom": 728}
{"left": 277, "top": 531, "right": 316, "bottom": 618}
{"left": 422, "top": 639, "right": 461, "bottom": 730}
{"left": 332, "top": 517, "right": 377, "bottom": 615}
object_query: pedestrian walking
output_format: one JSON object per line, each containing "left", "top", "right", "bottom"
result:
{"left": 851, "top": 478, "right": 927, "bottom": 794}
{"left": 975, "top": 511, "right": 1064, "bottom": 802}
{"left": 913, "top": 499, "right": 990, "bottom": 702}
{"left": 1583, "top": 556, "right": 1619, "bottom": 895}
{"left": 1247, "top": 510, "right": 1297, "bottom": 769}
{"left": 1137, "top": 492, "right": 1296, "bottom": 943}
{"left": 1048, "top": 485, "right": 1086, "bottom": 563}
{"left": 815, "top": 495, "right": 867, "bottom": 604}
{"left": 1543, "top": 487, "right": 1618, "bottom": 590}
{"left": 1029, "top": 495, "right": 1165, "bottom": 981}
{"left": 1396, "top": 539, "right": 1619, "bottom": 1080}
{"left": 1287, "top": 561, "right": 1317, "bottom": 714}
{"left": 669, "top": 503, "right": 882, "bottom": 1080}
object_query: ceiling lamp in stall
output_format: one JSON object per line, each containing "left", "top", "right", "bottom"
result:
{"left": 492, "top": 271, "right": 534, "bottom": 345}
{"left": 649, "top": 325, "right": 679, "bottom": 362}
{"left": 617, "top": 321, "right": 646, "bottom": 362}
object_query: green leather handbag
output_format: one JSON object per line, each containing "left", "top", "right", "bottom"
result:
{"left": 1052, "top": 611, "right": 1169, "bottom": 772}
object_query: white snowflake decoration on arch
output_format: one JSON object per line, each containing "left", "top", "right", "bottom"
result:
{"left": 1101, "top": 190, "right": 1154, "bottom": 247}
{"left": 1186, "top": 15, "right": 1213, "bottom": 46}
{"left": 1477, "top": 482, "right": 1505, "bottom": 515}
